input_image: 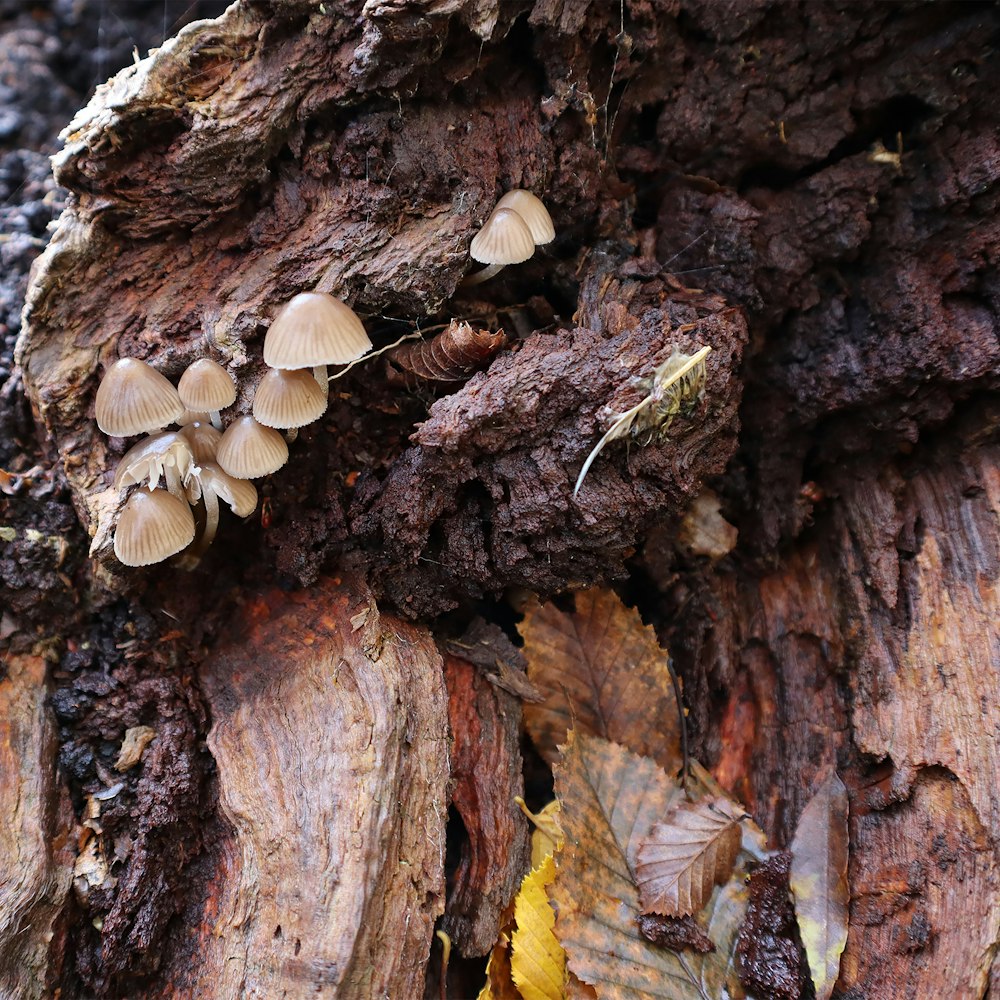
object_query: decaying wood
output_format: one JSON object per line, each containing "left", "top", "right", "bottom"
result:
{"left": 442, "top": 653, "right": 530, "bottom": 956}
{"left": 0, "top": 653, "right": 73, "bottom": 1000}
{"left": 154, "top": 575, "right": 450, "bottom": 1000}
{"left": 3, "top": 0, "right": 1000, "bottom": 996}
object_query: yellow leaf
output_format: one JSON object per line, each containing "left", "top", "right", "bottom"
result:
{"left": 790, "top": 769, "right": 849, "bottom": 1000}
{"left": 519, "top": 589, "right": 681, "bottom": 771}
{"left": 477, "top": 932, "right": 520, "bottom": 1000}
{"left": 511, "top": 854, "right": 566, "bottom": 1000}
{"left": 517, "top": 797, "right": 565, "bottom": 870}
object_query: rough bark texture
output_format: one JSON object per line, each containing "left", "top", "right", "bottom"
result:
{"left": 442, "top": 652, "right": 531, "bottom": 956}
{"left": 1, "top": 0, "right": 1000, "bottom": 997}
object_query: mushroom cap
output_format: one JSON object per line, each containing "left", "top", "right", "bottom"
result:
{"left": 177, "top": 359, "right": 236, "bottom": 412}
{"left": 495, "top": 189, "right": 555, "bottom": 245}
{"left": 113, "top": 430, "right": 195, "bottom": 491}
{"left": 178, "top": 421, "right": 223, "bottom": 464}
{"left": 113, "top": 488, "right": 196, "bottom": 566}
{"left": 469, "top": 207, "right": 536, "bottom": 266}
{"left": 175, "top": 409, "right": 212, "bottom": 426}
{"left": 216, "top": 416, "right": 289, "bottom": 479}
{"left": 264, "top": 292, "right": 372, "bottom": 369}
{"left": 96, "top": 358, "right": 184, "bottom": 437}
{"left": 200, "top": 462, "right": 259, "bottom": 517}
{"left": 252, "top": 368, "right": 328, "bottom": 429}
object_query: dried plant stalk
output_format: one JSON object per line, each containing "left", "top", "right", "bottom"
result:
{"left": 385, "top": 320, "right": 506, "bottom": 387}
{"left": 573, "top": 345, "right": 711, "bottom": 497}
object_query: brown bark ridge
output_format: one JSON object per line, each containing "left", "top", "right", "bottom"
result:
{"left": 153, "top": 574, "right": 450, "bottom": 999}
{"left": 0, "top": 653, "right": 73, "bottom": 999}
{"left": 442, "top": 651, "right": 531, "bottom": 956}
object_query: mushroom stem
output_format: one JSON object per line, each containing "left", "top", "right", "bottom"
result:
{"left": 163, "top": 464, "right": 186, "bottom": 503}
{"left": 209, "top": 409, "right": 222, "bottom": 431}
{"left": 312, "top": 364, "right": 329, "bottom": 401}
{"left": 461, "top": 262, "right": 506, "bottom": 287}
{"left": 284, "top": 428, "right": 299, "bottom": 444}
{"left": 201, "top": 486, "right": 220, "bottom": 550}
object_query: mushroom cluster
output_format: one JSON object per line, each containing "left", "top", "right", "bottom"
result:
{"left": 464, "top": 189, "right": 555, "bottom": 285}
{"left": 98, "top": 292, "right": 372, "bottom": 568}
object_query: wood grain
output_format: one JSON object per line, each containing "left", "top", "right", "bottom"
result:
{"left": 0, "top": 653, "right": 73, "bottom": 1000}
{"left": 156, "top": 575, "right": 449, "bottom": 1000}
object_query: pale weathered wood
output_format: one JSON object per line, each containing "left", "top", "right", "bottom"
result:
{"left": 153, "top": 575, "right": 450, "bottom": 1000}
{"left": 0, "top": 653, "right": 74, "bottom": 1000}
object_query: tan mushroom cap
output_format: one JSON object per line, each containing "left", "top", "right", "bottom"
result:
{"left": 177, "top": 359, "right": 236, "bottom": 412}
{"left": 113, "top": 430, "right": 196, "bottom": 491}
{"left": 113, "top": 489, "right": 196, "bottom": 567}
{"left": 495, "top": 189, "right": 555, "bottom": 245}
{"left": 253, "top": 368, "right": 328, "bottom": 429}
{"left": 469, "top": 207, "right": 535, "bottom": 266}
{"left": 175, "top": 409, "right": 211, "bottom": 426}
{"left": 178, "top": 421, "right": 222, "bottom": 464}
{"left": 199, "top": 462, "right": 259, "bottom": 517}
{"left": 264, "top": 292, "right": 372, "bottom": 369}
{"left": 216, "top": 416, "right": 289, "bottom": 479}
{"left": 96, "top": 358, "right": 184, "bottom": 437}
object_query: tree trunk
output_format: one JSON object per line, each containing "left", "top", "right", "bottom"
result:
{"left": 2, "top": 1, "right": 999, "bottom": 998}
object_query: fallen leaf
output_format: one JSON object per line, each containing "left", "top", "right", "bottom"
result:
{"left": 551, "top": 733, "right": 746, "bottom": 1000}
{"left": 735, "top": 853, "right": 804, "bottom": 1000}
{"left": 789, "top": 770, "right": 849, "bottom": 1000}
{"left": 511, "top": 855, "right": 565, "bottom": 1000}
{"left": 637, "top": 913, "right": 715, "bottom": 954}
{"left": 517, "top": 798, "right": 565, "bottom": 870}
{"left": 635, "top": 796, "right": 742, "bottom": 916}
{"left": 477, "top": 933, "right": 521, "bottom": 1000}
{"left": 520, "top": 589, "right": 681, "bottom": 771}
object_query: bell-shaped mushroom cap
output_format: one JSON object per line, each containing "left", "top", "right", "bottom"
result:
{"left": 113, "top": 489, "right": 196, "bottom": 566}
{"left": 113, "top": 430, "right": 196, "bottom": 491}
{"left": 199, "top": 462, "right": 259, "bottom": 517}
{"left": 216, "top": 416, "right": 289, "bottom": 479}
{"left": 177, "top": 359, "right": 236, "bottom": 412}
{"left": 178, "top": 421, "right": 223, "bottom": 464}
{"left": 96, "top": 358, "right": 184, "bottom": 437}
{"left": 469, "top": 207, "right": 535, "bottom": 266}
{"left": 264, "top": 292, "right": 372, "bottom": 369}
{"left": 253, "top": 368, "right": 328, "bottom": 430}
{"left": 495, "top": 189, "right": 555, "bottom": 245}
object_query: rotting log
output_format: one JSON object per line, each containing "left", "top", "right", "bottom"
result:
{"left": 151, "top": 575, "right": 450, "bottom": 1000}
{"left": 0, "top": 653, "right": 74, "bottom": 1000}
{"left": 2, "top": 0, "right": 1000, "bottom": 997}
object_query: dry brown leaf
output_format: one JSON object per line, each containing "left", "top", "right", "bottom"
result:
{"left": 551, "top": 733, "right": 746, "bottom": 1000}
{"left": 520, "top": 589, "right": 681, "bottom": 771}
{"left": 635, "top": 796, "right": 742, "bottom": 916}
{"left": 477, "top": 932, "right": 521, "bottom": 1000}
{"left": 790, "top": 769, "right": 849, "bottom": 1000}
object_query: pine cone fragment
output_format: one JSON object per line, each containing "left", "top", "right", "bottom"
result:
{"left": 386, "top": 321, "right": 506, "bottom": 388}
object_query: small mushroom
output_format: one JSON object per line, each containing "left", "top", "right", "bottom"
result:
{"left": 494, "top": 189, "right": 555, "bottom": 245}
{"left": 253, "top": 367, "right": 328, "bottom": 440}
{"left": 177, "top": 359, "right": 236, "bottom": 430}
{"left": 178, "top": 421, "right": 222, "bottom": 465}
{"left": 95, "top": 358, "right": 184, "bottom": 438}
{"left": 264, "top": 292, "right": 372, "bottom": 398}
{"left": 189, "top": 462, "right": 258, "bottom": 556}
{"left": 113, "top": 488, "right": 196, "bottom": 567}
{"left": 113, "top": 430, "right": 198, "bottom": 502}
{"left": 216, "top": 416, "right": 289, "bottom": 479}
{"left": 463, "top": 207, "right": 536, "bottom": 286}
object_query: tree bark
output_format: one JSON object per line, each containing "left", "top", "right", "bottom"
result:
{"left": 2, "top": 1, "right": 999, "bottom": 998}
